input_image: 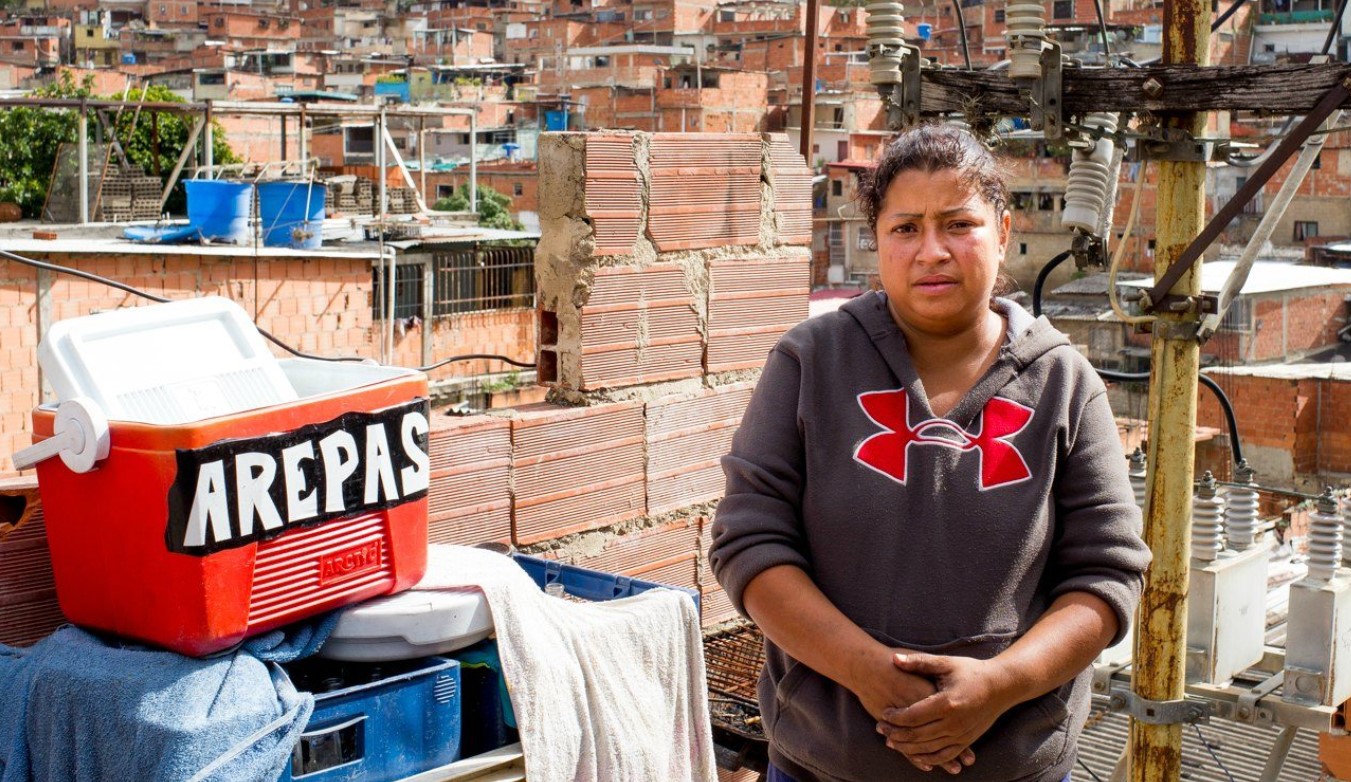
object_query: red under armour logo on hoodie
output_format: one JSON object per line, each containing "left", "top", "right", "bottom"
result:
{"left": 854, "top": 391, "right": 1035, "bottom": 490}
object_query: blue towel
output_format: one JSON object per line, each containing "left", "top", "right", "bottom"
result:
{"left": 0, "top": 614, "right": 337, "bottom": 782}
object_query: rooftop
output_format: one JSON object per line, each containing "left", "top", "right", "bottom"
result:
{"left": 1118, "top": 260, "right": 1351, "bottom": 296}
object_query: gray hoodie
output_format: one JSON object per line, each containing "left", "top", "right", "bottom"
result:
{"left": 710, "top": 292, "right": 1151, "bottom": 782}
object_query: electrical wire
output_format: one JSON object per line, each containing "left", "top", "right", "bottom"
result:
{"left": 1192, "top": 723, "right": 1239, "bottom": 782}
{"left": 1210, "top": 0, "right": 1251, "bottom": 31}
{"left": 0, "top": 247, "right": 537, "bottom": 373}
{"left": 417, "top": 353, "right": 535, "bottom": 372}
{"left": 1030, "top": 245, "right": 1246, "bottom": 466}
{"left": 1108, "top": 161, "right": 1154, "bottom": 325}
{"left": 1324, "top": 0, "right": 1350, "bottom": 56}
{"left": 1030, "top": 249, "right": 1072, "bottom": 317}
{"left": 1091, "top": 0, "right": 1112, "bottom": 61}
{"left": 1076, "top": 757, "right": 1105, "bottom": 782}
{"left": 950, "top": 0, "right": 973, "bottom": 70}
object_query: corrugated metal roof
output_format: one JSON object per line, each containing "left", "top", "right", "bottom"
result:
{"left": 1076, "top": 698, "right": 1323, "bottom": 781}
{"left": 1205, "top": 362, "right": 1351, "bottom": 381}
{"left": 1118, "top": 260, "right": 1351, "bottom": 296}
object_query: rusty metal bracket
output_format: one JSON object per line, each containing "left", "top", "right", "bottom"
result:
{"left": 899, "top": 50, "right": 924, "bottom": 128}
{"left": 1030, "top": 41, "right": 1064, "bottom": 140}
{"left": 1128, "top": 137, "right": 1215, "bottom": 162}
{"left": 1142, "top": 77, "right": 1351, "bottom": 313}
{"left": 1109, "top": 689, "right": 1212, "bottom": 725}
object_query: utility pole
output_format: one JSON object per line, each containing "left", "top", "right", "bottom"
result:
{"left": 1128, "top": 0, "right": 1211, "bottom": 777}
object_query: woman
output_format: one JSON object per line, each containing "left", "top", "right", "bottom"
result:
{"left": 709, "top": 124, "right": 1151, "bottom": 781}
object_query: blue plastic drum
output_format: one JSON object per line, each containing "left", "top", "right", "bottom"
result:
{"left": 257, "top": 181, "right": 327, "bottom": 249}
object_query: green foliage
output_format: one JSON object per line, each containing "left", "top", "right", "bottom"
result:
{"left": 0, "top": 71, "right": 91, "bottom": 216}
{"left": 433, "top": 184, "right": 525, "bottom": 233}
{"left": 111, "top": 85, "right": 239, "bottom": 214}
{"left": 0, "top": 73, "right": 239, "bottom": 218}
{"left": 480, "top": 370, "right": 522, "bottom": 394}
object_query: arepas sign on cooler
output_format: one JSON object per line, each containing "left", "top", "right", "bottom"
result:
{"left": 165, "top": 399, "right": 432, "bottom": 555}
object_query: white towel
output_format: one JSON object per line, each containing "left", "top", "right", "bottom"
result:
{"left": 415, "top": 544, "right": 718, "bottom": 782}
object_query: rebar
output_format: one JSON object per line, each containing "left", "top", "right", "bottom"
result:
{"left": 1308, "top": 487, "right": 1343, "bottom": 583}
{"left": 1224, "top": 459, "right": 1260, "bottom": 551}
{"left": 1191, "top": 471, "right": 1225, "bottom": 562}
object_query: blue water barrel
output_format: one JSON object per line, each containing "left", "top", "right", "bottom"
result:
{"left": 917, "top": 22, "right": 933, "bottom": 40}
{"left": 184, "top": 180, "right": 252, "bottom": 245}
{"left": 257, "top": 181, "right": 327, "bottom": 249}
{"left": 545, "top": 110, "right": 568, "bottom": 131}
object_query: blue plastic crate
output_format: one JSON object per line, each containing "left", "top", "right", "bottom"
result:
{"left": 510, "top": 553, "right": 700, "bottom": 613}
{"left": 280, "top": 656, "right": 462, "bottom": 782}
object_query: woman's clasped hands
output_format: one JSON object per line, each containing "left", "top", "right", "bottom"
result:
{"left": 873, "top": 652, "right": 1020, "bottom": 775}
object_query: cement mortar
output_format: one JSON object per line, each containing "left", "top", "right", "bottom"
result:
{"left": 519, "top": 504, "right": 712, "bottom": 563}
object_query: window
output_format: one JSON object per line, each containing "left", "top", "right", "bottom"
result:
{"left": 215, "top": 16, "right": 224, "bottom": 26}
{"left": 827, "top": 222, "right": 845, "bottom": 264}
{"left": 837, "top": 139, "right": 847, "bottom": 158}
{"left": 1312, "top": 152, "right": 1322, "bottom": 169}
{"left": 513, "top": 182, "right": 523, "bottom": 197}
{"left": 994, "top": 8, "right": 1005, "bottom": 21}
{"left": 433, "top": 246, "right": 536, "bottom": 314}
{"left": 812, "top": 143, "right": 820, "bottom": 154}
{"left": 1053, "top": 0, "right": 1073, "bottom": 18}
{"left": 857, "top": 226, "right": 875, "bottom": 250}
{"left": 198, "top": 71, "right": 225, "bottom": 85}
{"left": 831, "top": 179, "right": 843, "bottom": 197}
{"left": 720, "top": 9, "right": 734, "bottom": 21}
{"left": 634, "top": 8, "right": 651, "bottom": 21}
{"left": 1019, "top": 242, "right": 1028, "bottom": 254}
{"left": 181, "top": 5, "right": 188, "bottom": 13}
{"left": 371, "top": 263, "right": 426, "bottom": 320}
{"left": 1294, "top": 221, "right": 1318, "bottom": 241}
{"left": 344, "top": 125, "right": 376, "bottom": 155}
{"left": 1221, "top": 298, "right": 1252, "bottom": 332}
{"left": 159, "top": 4, "right": 167, "bottom": 14}
{"left": 1038, "top": 193, "right": 1056, "bottom": 211}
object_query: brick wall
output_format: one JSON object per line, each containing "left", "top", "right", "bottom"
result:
{"left": 1198, "top": 370, "right": 1351, "bottom": 486}
{"left": 0, "top": 250, "right": 377, "bottom": 476}
{"left": 418, "top": 130, "right": 812, "bottom": 628}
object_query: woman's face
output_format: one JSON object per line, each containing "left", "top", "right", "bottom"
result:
{"left": 875, "top": 167, "right": 1010, "bottom": 339}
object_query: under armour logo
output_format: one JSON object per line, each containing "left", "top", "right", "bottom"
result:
{"left": 854, "top": 391, "right": 1034, "bottom": 490}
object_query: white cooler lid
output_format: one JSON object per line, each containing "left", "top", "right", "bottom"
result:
{"left": 319, "top": 588, "right": 494, "bottom": 662}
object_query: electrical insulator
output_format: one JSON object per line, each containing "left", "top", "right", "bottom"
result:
{"left": 1062, "top": 113, "right": 1120, "bottom": 236}
{"left": 1006, "top": 2, "right": 1048, "bottom": 79}
{"left": 1192, "top": 471, "right": 1225, "bottom": 562}
{"left": 1308, "top": 487, "right": 1343, "bottom": 583}
{"left": 1344, "top": 492, "right": 1351, "bottom": 568}
{"left": 1128, "top": 447, "right": 1146, "bottom": 510}
{"left": 1224, "top": 460, "right": 1260, "bottom": 552}
{"left": 866, "top": 1, "right": 907, "bottom": 87}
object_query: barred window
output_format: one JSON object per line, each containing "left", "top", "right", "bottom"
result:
{"left": 371, "top": 263, "right": 426, "bottom": 320}
{"left": 433, "top": 246, "right": 535, "bottom": 315}
{"left": 373, "top": 246, "right": 536, "bottom": 321}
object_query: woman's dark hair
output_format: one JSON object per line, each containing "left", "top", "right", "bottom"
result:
{"left": 858, "top": 124, "right": 1010, "bottom": 233}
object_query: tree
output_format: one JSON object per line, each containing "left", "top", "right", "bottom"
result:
{"left": 0, "top": 72, "right": 238, "bottom": 217}
{"left": 433, "top": 184, "right": 526, "bottom": 233}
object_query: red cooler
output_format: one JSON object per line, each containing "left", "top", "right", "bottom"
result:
{"left": 23, "top": 299, "right": 432, "bottom": 656}
{"left": 28, "top": 359, "right": 432, "bottom": 657}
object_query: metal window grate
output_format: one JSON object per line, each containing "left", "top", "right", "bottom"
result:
{"left": 371, "top": 263, "right": 425, "bottom": 321}
{"left": 433, "top": 246, "right": 535, "bottom": 315}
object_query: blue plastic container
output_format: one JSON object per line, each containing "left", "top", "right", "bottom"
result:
{"left": 280, "top": 656, "right": 462, "bottom": 782}
{"left": 258, "top": 181, "right": 327, "bottom": 249}
{"left": 511, "top": 553, "right": 700, "bottom": 612}
{"left": 184, "top": 180, "right": 252, "bottom": 245}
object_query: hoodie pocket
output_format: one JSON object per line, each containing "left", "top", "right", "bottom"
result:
{"left": 764, "top": 630, "right": 1076, "bottom": 782}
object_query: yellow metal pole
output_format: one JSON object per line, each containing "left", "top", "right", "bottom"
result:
{"left": 1128, "top": 0, "right": 1211, "bottom": 776}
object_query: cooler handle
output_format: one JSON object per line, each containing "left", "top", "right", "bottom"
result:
{"left": 290, "top": 714, "right": 367, "bottom": 778}
{"left": 13, "top": 398, "right": 110, "bottom": 474}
